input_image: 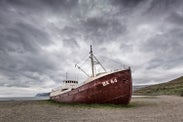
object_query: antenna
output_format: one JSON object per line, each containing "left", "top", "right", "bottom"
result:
{"left": 66, "top": 72, "right": 68, "bottom": 80}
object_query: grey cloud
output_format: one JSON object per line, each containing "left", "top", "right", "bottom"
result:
{"left": 145, "top": 0, "right": 183, "bottom": 16}
{"left": 148, "top": 0, "right": 175, "bottom": 11}
{"left": 1, "top": 22, "right": 50, "bottom": 52}
{"left": 63, "top": 38, "right": 79, "bottom": 48}
{"left": 59, "top": 26, "right": 81, "bottom": 40}
{"left": 61, "top": 26, "right": 78, "bottom": 35}
{"left": 167, "top": 12, "right": 183, "bottom": 26}
{"left": 81, "top": 17, "right": 127, "bottom": 44}
{"left": 143, "top": 29, "right": 183, "bottom": 58}
{"left": 83, "top": 17, "right": 109, "bottom": 30}
{"left": 42, "top": 0, "right": 79, "bottom": 9}
{"left": 141, "top": 28, "right": 183, "bottom": 70}
{"left": 111, "top": 0, "right": 145, "bottom": 7}
{"left": 0, "top": 0, "right": 45, "bottom": 14}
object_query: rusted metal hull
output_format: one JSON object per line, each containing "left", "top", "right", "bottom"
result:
{"left": 50, "top": 69, "right": 132, "bottom": 105}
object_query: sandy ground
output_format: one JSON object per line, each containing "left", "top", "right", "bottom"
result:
{"left": 0, "top": 96, "right": 183, "bottom": 122}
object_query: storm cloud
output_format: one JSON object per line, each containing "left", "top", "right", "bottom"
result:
{"left": 0, "top": 0, "right": 183, "bottom": 97}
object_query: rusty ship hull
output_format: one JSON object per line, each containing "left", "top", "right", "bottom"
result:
{"left": 50, "top": 68, "right": 132, "bottom": 105}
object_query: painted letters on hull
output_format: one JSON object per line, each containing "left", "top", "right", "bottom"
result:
{"left": 50, "top": 69, "right": 132, "bottom": 105}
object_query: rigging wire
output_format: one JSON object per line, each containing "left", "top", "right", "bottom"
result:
{"left": 79, "top": 56, "right": 89, "bottom": 67}
{"left": 75, "top": 54, "right": 90, "bottom": 77}
{"left": 93, "top": 55, "right": 106, "bottom": 72}
{"left": 75, "top": 44, "right": 109, "bottom": 77}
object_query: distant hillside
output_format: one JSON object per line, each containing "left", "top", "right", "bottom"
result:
{"left": 35, "top": 92, "right": 50, "bottom": 97}
{"left": 133, "top": 84, "right": 150, "bottom": 91}
{"left": 134, "top": 76, "right": 183, "bottom": 96}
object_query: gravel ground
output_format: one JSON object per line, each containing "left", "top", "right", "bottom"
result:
{"left": 0, "top": 96, "right": 183, "bottom": 122}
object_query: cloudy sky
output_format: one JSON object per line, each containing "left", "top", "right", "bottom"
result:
{"left": 0, "top": 0, "right": 183, "bottom": 97}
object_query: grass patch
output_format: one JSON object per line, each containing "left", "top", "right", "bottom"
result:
{"left": 45, "top": 100, "right": 135, "bottom": 109}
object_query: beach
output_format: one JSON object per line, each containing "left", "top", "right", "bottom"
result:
{"left": 0, "top": 96, "right": 183, "bottom": 122}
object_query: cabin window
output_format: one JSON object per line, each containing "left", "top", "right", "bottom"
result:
{"left": 64, "top": 80, "right": 78, "bottom": 83}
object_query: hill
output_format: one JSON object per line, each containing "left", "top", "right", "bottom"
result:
{"left": 35, "top": 92, "right": 50, "bottom": 97}
{"left": 133, "top": 84, "right": 150, "bottom": 91}
{"left": 134, "top": 76, "right": 183, "bottom": 96}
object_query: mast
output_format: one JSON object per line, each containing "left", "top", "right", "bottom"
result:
{"left": 89, "top": 45, "right": 95, "bottom": 77}
{"left": 76, "top": 45, "right": 106, "bottom": 77}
